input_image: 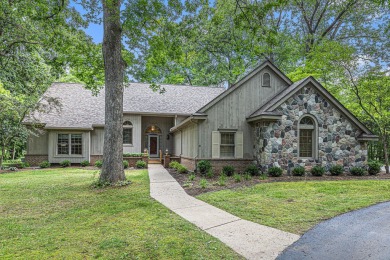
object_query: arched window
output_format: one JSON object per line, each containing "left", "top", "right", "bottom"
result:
{"left": 262, "top": 73, "right": 271, "bottom": 87}
{"left": 123, "top": 121, "right": 133, "bottom": 145}
{"left": 299, "top": 116, "right": 316, "bottom": 158}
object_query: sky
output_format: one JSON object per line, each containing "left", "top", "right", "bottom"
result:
{"left": 70, "top": 1, "right": 103, "bottom": 43}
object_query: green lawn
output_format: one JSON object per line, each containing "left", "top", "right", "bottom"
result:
{"left": 0, "top": 168, "right": 240, "bottom": 259}
{"left": 197, "top": 180, "right": 390, "bottom": 235}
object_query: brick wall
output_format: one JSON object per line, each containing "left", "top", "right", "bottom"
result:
{"left": 25, "top": 155, "right": 49, "bottom": 166}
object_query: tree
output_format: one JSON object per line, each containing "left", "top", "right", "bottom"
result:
{"left": 99, "top": 0, "right": 126, "bottom": 183}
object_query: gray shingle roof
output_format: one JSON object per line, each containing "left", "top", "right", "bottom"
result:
{"left": 26, "top": 82, "right": 225, "bottom": 128}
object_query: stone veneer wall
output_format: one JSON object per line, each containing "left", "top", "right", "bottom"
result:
{"left": 254, "top": 86, "right": 368, "bottom": 172}
{"left": 25, "top": 155, "right": 49, "bottom": 166}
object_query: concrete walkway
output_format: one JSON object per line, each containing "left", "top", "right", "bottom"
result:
{"left": 148, "top": 164, "right": 299, "bottom": 260}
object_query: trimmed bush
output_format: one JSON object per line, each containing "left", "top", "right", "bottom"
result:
{"left": 311, "top": 165, "right": 325, "bottom": 176}
{"left": 197, "top": 160, "right": 212, "bottom": 175}
{"left": 292, "top": 166, "right": 305, "bottom": 176}
{"left": 39, "top": 161, "right": 50, "bottom": 168}
{"left": 60, "top": 160, "right": 71, "bottom": 167}
{"left": 367, "top": 161, "right": 382, "bottom": 175}
{"left": 222, "top": 165, "right": 235, "bottom": 177}
{"left": 176, "top": 165, "right": 188, "bottom": 174}
{"left": 123, "top": 160, "right": 129, "bottom": 169}
{"left": 268, "top": 166, "right": 283, "bottom": 177}
{"left": 329, "top": 165, "right": 344, "bottom": 176}
{"left": 245, "top": 164, "right": 259, "bottom": 176}
{"left": 94, "top": 160, "right": 103, "bottom": 168}
{"left": 136, "top": 160, "right": 147, "bottom": 169}
{"left": 169, "top": 161, "right": 180, "bottom": 169}
{"left": 350, "top": 167, "right": 366, "bottom": 176}
{"left": 20, "top": 162, "right": 30, "bottom": 168}
{"left": 123, "top": 153, "right": 143, "bottom": 157}
{"left": 80, "top": 160, "right": 90, "bottom": 167}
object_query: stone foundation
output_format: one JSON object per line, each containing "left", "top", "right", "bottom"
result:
{"left": 25, "top": 155, "right": 49, "bottom": 166}
{"left": 254, "top": 85, "right": 368, "bottom": 172}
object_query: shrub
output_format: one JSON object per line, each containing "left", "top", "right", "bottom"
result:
{"left": 367, "top": 161, "right": 382, "bottom": 175}
{"left": 245, "top": 164, "right": 259, "bottom": 176}
{"left": 206, "top": 168, "right": 214, "bottom": 179}
{"left": 169, "top": 161, "right": 180, "bottom": 169}
{"left": 350, "top": 167, "right": 366, "bottom": 176}
{"left": 197, "top": 160, "right": 212, "bottom": 175}
{"left": 94, "top": 160, "right": 103, "bottom": 168}
{"left": 268, "top": 166, "right": 283, "bottom": 177}
{"left": 39, "top": 161, "right": 50, "bottom": 168}
{"left": 188, "top": 173, "right": 196, "bottom": 181}
{"left": 292, "top": 166, "right": 305, "bottom": 176}
{"left": 222, "top": 165, "right": 235, "bottom": 176}
{"left": 217, "top": 174, "right": 227, "bottom": 186}
{"left": 329, "top": 165, "right": 344, "bottom": 176}
{"left": 123, "top": 153, "right": 143, "bottom": 157}
{"left": 60, "top": 160, "right": 71, "bottom": 167}
{"left": 199, "top": 178, "right": 209, "bottom": 189}
{"left": 20, "top": 162, "right": 30, "bottom": 168}
{"left": 123, "top": 160, "right": 129, "bottom": 169}
{"left": 243, "top": 172, "right": 252, "bottom": 181}
{"left": 176, "top": 165, "right": 188, "bottom": 174}
{"left": 136, "top": 160, "right": 147, "bottom": 169}
{"left": 233, "top": 173, "right": 242, "bottom": 182}
{"left": 311, "top": 165, "right": 325, "bottom": 176}
{"left": 80, "top": 160, "right": 90, "bottom": 167}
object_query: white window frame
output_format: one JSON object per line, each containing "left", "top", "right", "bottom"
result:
{"left": 56, "top": 133, "right": 83, "bottom": 157}
{"left": 123, "top": 121, "right": 133, "bottom": 146}
{"left": 220, "top": 131, "right": 236, "bottom": 158}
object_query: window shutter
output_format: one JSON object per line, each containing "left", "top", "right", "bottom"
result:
{"left": 212, "top": 131, "right": 220, "bottom": 158}
{"left": 235, "top": 131, "right": 243, "bottom": 158}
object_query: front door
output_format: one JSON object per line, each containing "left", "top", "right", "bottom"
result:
{"left": 148, "top": 135, "right": 159, "bottom": 157}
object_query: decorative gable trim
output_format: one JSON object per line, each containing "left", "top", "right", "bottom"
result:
{"left": 198, "top": 60, "right": 293, "bottom": 113}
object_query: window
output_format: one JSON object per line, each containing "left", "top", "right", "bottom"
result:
{"left": 299, "top": 116, "right": 315, "bottom": 158}
{"left": 57, "top": 134, "right": 82, "bottom": 155}
{"left": 262, "top": 73, "right": 271, "bottom": 87}
{"left": 220, "top": 132, "right": 235, "bottom": 158}
{"left": 123, "top": 121, "right": 133, "bottom": 145}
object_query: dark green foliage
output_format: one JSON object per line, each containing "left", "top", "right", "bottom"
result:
{"left": 292, "top": 166, "right": 305, "bottom": 176}
{"left": 329, "top": 165, "right": 344, "bottom": 176}
{"left": 245, "top": 164, "right": 259, "bottom": 176}
{"left": 94, "top": 160, "right": 103, "bottom": 168}
{"left": 80, "top": 160, "right": 90, "bottom": 167}
{"left": 311, "top": 166, "right": 325, "bottom": 176}
{"left": 135, "top": 160, "right": 147, "bottom": 169}
{"left": 197, "top": 160, "right": 212, "bottom": 175}
{"left": 60, "top": 160, "right": 71, "bottom": 167}
{"left": 268, "top": 166, "right": 283, "bottom": 177}
{"left": 39, "top": 161, "right": 50, "bottom": 168}
{"left": 350, "top": 167, "right": 366, "bottom": 176}
{"left": 123, "top": 160, "right": 129, "bottom": 169}
{"left": 222, "top": 165, "right": 235, "bottom": 177}
{"left": 123, "top": 153, "right": 144, "bottom": 157}
{"left": 367, "top": 161, "right": 382, "bottom": 175}
{"left": 20, "top": 162, "right": 30, "bottom": 168}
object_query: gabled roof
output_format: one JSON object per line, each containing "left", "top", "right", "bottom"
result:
{"left": 24, "top": 82, "right": 224, "bottom": 129}
{"left": 247, "top": 76, "right": 376, "bottom": 137}
{"left": 197, "top": 60, "right": 293, "bottom": 113}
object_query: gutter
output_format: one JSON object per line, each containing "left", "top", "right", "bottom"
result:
{"left": 170, "top": 114, "right": 207, "bottom": 133}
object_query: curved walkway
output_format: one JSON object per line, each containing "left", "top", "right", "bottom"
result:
{"left": 277, "top": 201, "right": 390, "bottom": 260}
{"left": 148, "top": 164, "right": 299, "bottom": 260}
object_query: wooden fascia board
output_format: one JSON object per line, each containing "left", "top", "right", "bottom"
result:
{"left": 44, "top": 126, "right": 93, "bottom": 131}
{"left": 267, "top": 77, "right": 374, "bottom": 135}
{"left": 170, "top": 115, "right": 207, "bottom": 133}
{"left": 198, "top": 61, "right": 293, "bottom": 113}
{"left": 246, "top": 114, "right": 282, "bottom": 123}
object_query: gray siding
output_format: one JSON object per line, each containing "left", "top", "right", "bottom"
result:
{"left": 123, "top": 114, "right": 142, "bottom": 154}
{"left": 175, "top": 123, "right": 198, "bottom": 157}
{"left": 141, "top": 116, "right": 174, "bottom": 155}
{"left": 27, "top": 131, "right": 48, "bottom": 155}
{"left": 198, "top": 67, "right": 289, "bottom": 158}
{"left": 173, "top": 131, "right": 181, "bottom": 156}
{"left": 91, "top": 128, "right": 104, "bottom": 155}
{"left": 48, "top": 131, "right": 90, "bottom": 163}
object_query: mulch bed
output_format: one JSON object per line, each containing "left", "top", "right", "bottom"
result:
{"left": 168, "top": 168, "right": 390, "bottom": 196}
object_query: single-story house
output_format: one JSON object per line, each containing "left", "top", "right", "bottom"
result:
{"left": 24, "top": 60, "right": 378, "bottom": 172}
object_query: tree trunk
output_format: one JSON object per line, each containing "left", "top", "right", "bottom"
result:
{"left": 12, "top": 143, "right": 15, "bottom": 160}
{"left": 0, "top": 143, "right": 5, "bottom": 168}
{"left": 382, "top": 134, "right": 389, "bottom": 174}
{"left": 99, "top": 0, "right": 126, "bottom": 183}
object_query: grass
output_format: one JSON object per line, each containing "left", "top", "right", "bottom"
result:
{"left": 0, "top": 168, "right": 241, "bottom": 259}
{"left": 197, "top": 180, "right": 390, "bottom": 235}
